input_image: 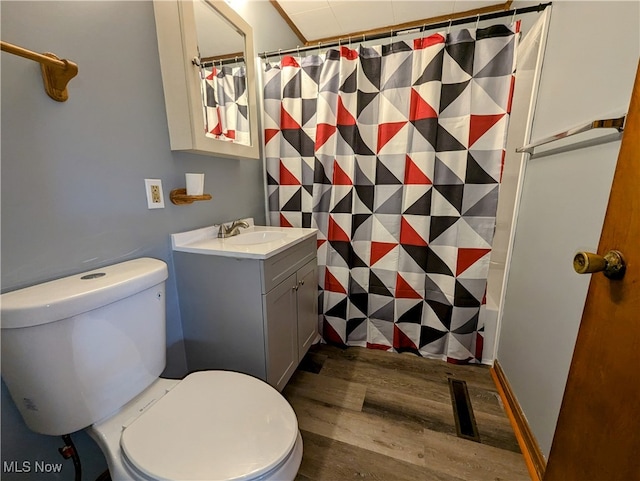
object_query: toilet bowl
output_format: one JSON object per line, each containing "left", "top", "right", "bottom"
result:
{"left": 89, "top": 372, "right": 303, "bottom": 481}
{"left": 0, "top": 258, "right": 303, "bottom": 481}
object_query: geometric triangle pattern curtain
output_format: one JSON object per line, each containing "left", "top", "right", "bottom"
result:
{"left": 264, "top": 23, "right": 519, "bottom": 363}
{"left": 201, "top": 64, "right": 250, "bottom": 146}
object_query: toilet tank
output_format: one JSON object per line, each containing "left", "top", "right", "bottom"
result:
{"left": 1, "top": 258, "right": 168, "bottom": 435}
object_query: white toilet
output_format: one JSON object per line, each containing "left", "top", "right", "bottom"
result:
{"left": 1, "top": 258, "right": 303, "bottom": 481}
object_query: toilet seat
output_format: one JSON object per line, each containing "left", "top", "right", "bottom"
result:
{"left": 119, "top": 371, "right": 299, "bottom": 481}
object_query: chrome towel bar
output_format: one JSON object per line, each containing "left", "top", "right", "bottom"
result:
{"left": 516, "top": 115, "right": 626, "bottom": 156}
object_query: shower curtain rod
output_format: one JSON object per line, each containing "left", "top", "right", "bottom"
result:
{"left": 259, "top": 2, "right": 551, "bottom": 59}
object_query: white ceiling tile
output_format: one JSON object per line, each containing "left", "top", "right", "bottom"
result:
{"left": 391, "top": 1, "right": 455, "bottom": 24}
{"left": 278, "top": 0, "right": 331, "bottom": 15}
{"left": 329, "top": 1, "right": 395, "bottom": 33}
{"left": 452, "top": 1, "right": 504, "bottom": 13}
{"left": 290, "top": 9, "right": 345, "bottom": 40}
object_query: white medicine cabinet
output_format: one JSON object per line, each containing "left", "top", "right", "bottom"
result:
{"left": 153, "top": 0, "right": 260, "bottom": 159}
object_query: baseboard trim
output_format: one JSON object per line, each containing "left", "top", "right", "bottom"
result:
{"left": 490, "top": 360, "right": 546, "bottom": 481}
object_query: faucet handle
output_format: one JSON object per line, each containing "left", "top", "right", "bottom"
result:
{"left": 217, "top": 223, "right": 229, "bottom": 238}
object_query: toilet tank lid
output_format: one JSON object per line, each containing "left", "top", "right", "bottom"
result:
{"left": 1, "top": 258, "right": 168, "bottom": 329}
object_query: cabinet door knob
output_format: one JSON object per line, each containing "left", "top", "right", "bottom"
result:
{"left": 292, "top": 285, "right": 299, "bottom": 291}
{"left": 299, "top": 280, "right": 305, "bottom": 286}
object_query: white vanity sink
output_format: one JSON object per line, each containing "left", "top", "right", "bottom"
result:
{"left": 171, "top": 219, "right": 317, "bottom": 259}
{"left": 225, "top": 231, "right": 287, "bottom": 245}
{"left": 171, "top": 217, "right": 320, "bottom": 391}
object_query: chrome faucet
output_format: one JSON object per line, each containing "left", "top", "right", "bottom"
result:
{"left": 217, "top": 219, "right": 250, "bottom": 238}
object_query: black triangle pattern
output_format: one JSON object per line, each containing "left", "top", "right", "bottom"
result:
{"left": 281, "top": 188, "right": 301, "bottom": 211}
{"left": 466, "top": 153, "right": 498, "bottom": 184}
{"left": 454, "top": 281, "right": 482, "bottom": 308}
{"left": 413, "top": 49, "right": 444, "bottom": 86}
{"left": 341, "top": 69, "right": 358, "bottom": 94}
{"left": 426, "top": 300, "right": 453, "bottom": 330}
{"left": 403, "top": 190, "right": 432, "bottom": 216}
{"left": 440, "top": 80, "right": 470, "bottom": 113}
{"left": 360, "top": 52, "right": 382, "bottom": 90}
{"left": 399, "top": 302, "right": 423, "bottom": 324}
{"left": 370, "top": 270, "right": 393, "bottom": 297}
{"left": 429, "top": 216, "right": 458, "bottom": 242}
{"left": 434, "top": 184, "right": 464, "bottom": 214}
{"left": 420, "top": 325, "right": 448, "bottom": 347}
{"left": 357, "top": 90, "right": 379, "bottom": 118}
{"left": 352, "top": 213, "right": 372, "bottom": 237}
{"left": 314, "top": 158, "right": 332, "bottom": 185}
{"left": 338, "top": 125, "right": 375, "bottom": 155}
{"left": 375, "top": 159, "right": 402, "bottom": 185}
{"left": 331, "top": 189, "right": 353, "bottom": 214}
{"left": 436, "top": 124, "right": 467, "bottom": 152}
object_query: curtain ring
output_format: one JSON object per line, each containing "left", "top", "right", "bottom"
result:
{"left": 389, "top": 29, "right": 393, "bottom": 51}
{"left": 421, "top": 23, "right": 426, "bottom": 39}
{"left": 317, "top": 41, "right": 322, "bottom": 56}
{"left": 278, "top": 48, "right": 282, "bottom": 62}
{"left": 511, "top": 9, "right": 518, "bottom": 25}
{"left": 348, "top": 36, "right": 352, "bottom": 48}
{"left": 447, "top": 19, "right": 452, "bottom": 34}
{"left": 296, "top": 45, "right": 300, "bottom": 58}
{"left": 475, "top": 14, "right": 480, "bottom": 29}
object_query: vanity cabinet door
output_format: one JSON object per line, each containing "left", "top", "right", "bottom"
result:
{"left": 263, "top": 272, "right": 298, "bottom": 392}
{"left": 296, "top": 259, "right": 318, "bottom": 362}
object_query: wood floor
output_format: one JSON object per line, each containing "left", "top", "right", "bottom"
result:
{"left": 283, "top": 344, "right": 530, "bottom": 481}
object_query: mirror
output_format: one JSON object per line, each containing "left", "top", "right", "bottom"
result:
{"left": 153, "top": 0, "right": 260, "bottom": 159}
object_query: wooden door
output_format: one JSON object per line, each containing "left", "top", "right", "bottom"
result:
{"left": 544, "top": 62, "right": 640, "bottom": 480}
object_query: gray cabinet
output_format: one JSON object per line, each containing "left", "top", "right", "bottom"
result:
{"left": 174, "top": 237, "right": 318, "bottom": 391}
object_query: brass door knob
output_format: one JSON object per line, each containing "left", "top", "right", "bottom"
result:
{"left": 573, "top": 250, "right": 626, "bottom": 279}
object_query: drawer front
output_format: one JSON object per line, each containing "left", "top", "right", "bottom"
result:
{"left": 262, "top": 237, "right": 316, "bottom": 294}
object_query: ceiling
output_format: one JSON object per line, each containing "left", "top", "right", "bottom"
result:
{"left": 272, "top": 0, "right": 513, "bottom": 45}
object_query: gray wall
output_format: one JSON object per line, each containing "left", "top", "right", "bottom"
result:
{"left": 0, "top": 1, "right": 297, "bottom": 480}
{"left": 498, "top": 1, "right": 640, "bottom": 458}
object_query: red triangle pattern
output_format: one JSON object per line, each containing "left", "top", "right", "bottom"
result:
{"left": 469, "top": 114, "right": 505, "bottom": 147}
{"left": 264, "top": 129, "right": 279, "bottom": 144}
{"left": 279, "top": 214, "right": 293, "bottom": 227}
{"left": 396, "top": 274, "right": 422, "bottom": 299}
{"left": 474, "top": 332, "right": 484, "bottom": 361}
{"left": 377, "top": 121, "right": 406, "bottom": 152}
{"left": 337, "top": 97, "right": 357, "bottom": 126}
{"left": 409, "top": 89, "right": 438, "bottom": 121}
{"left": 280, "top": 105, "right": 302, "bottom": 130}
{"left": 456, "top": 248, "right": 491, "bottom": 276}
{"left": 279, "top": 161, "right": 301, "bottom": 185}
{"left": 282, "top": 56, "right": 300, "bottom": 68}
{"left": 325, "top": 268, "right": 347, "bottom": 294}
{"left": 317, "top": 239, "right": 327, "bottom": 249}
{"left": 400, "top": 218, "right": 428, "bottom": 246}
{"left": 393, "top": 325, "right": 418, "bottom": 350}
{"left": 366, "top": 342, "right": 392, "bottom": 351}
{"left": 333, "top": 160, "right": 353, "bottom": 185}
{"left": 404, "top": 155, "right": 432, "bottom": 184}
{"left": 316, "top": 123, "right": 337, "bottom": 149}
{"left": 328, "top": 216, "right": 350, "bottom": 242}
{"left": 370, "top": 242, "right": 397, "bottom": 265}
{"left": 340, "top": 46, "right": 359, "bottom": 60}
{"left": 323, "top": 319, "right": 345, "bottom": 345}
{"left": 414, "top": 33, "right": 445, "bottom": 50}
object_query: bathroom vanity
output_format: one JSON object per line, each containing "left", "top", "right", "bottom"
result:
{"left": 172, "top": 222, "right": 318, "bottom": 391}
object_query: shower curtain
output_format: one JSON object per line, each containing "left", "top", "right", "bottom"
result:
{"left": 263, "top": 23, "right": 519, "bottom": 363}
{"left": 201, "top": 64, "right": 250, "bottom": 146}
